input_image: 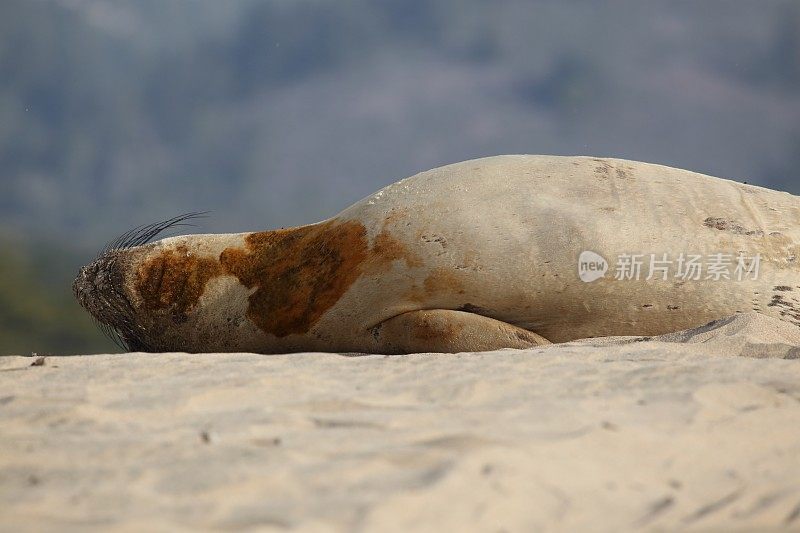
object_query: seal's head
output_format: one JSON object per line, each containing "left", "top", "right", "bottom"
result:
{"left": 73, "top": 248, "right": 144, "bottom": 349}
{"left": 73, "top": 212, "right": 374, "bottom": 353}
{"left": 73, "top": 213, "right": 223, "bottom": 351}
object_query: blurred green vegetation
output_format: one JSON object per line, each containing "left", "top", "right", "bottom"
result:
{"left": 0, "top": 237, "right": 116, "bottom": 355}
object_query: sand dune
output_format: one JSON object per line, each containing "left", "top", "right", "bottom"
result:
{"left": 1, "top": 312, "right": 799, "bottom": 532}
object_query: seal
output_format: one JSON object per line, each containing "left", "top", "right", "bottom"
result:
{"left": 73, "top": 155, "right": 800, "bottom": 353}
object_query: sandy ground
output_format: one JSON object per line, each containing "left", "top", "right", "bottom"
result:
{"left": 1, "top": 312, "right": 800, "bottom": 532}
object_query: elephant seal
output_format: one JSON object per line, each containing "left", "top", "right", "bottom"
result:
{"left": 74, "top": 155, "right": 800, "bottom": 353}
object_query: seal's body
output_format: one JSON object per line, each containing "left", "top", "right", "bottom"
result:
{"left": 74, "top": 155, "right": 800, "bottom": 353}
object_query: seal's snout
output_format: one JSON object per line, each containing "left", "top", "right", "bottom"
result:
{"left": 73, "top": 260, "right": 100, "bottom": 310}
{"left": 73, "top": 250, "right": 147, "bottom": 349}
{"left": 74, "top": 256, "right": 107, "bottom": 312}
{"left": 73, "top": 252, "right": 133, "bottom": 326}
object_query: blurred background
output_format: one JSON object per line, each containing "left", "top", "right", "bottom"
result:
{"left": 1, "top": 0, "right": 799, "bottom": 354}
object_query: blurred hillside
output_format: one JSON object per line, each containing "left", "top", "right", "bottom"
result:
{"left": 1, "top": 0, "right": 799, "bottom": 354}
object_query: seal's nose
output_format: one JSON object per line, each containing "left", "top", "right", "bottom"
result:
{"left": 72, "top": 253, "right": 126, "bottom": 320}
{"left": 73, "top": 261, "right": 100, "bottom": 310}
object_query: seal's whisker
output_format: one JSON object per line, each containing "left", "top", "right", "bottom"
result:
{"left": 104, "top": 314, "right": 133, "bottom": 351}
{"left": 119, "top": 219, "right": 174, "bottom": 249}
{"left": 96, "top": 320, "right": 126, "bottom": 351}
{"left": 100, "top": 221, "right": 148, "bottom": 256}
{"left": 120, "top": 220, "right": 174, "bottom": 249}
{"left": 127, "top": 220, "right": 203, "bottom": 248}
{"left": 110, "top": 329, "right": 127, "bottom": 351}
{"left": 116, "top": 212, "right": 209, "bottom": 251}
{"left": 101, "top": 292, "right": 139, "bottom": 350}
{"left": 100, "top": 212, "right": 210, "bottom": 257}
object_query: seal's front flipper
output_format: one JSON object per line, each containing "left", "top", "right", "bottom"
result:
{"left": 369, "top": 309, "right": 551, "bottom": 354}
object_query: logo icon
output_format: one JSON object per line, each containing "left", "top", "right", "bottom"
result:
{"left": 578, "top": 251, "right": 608, "bottom": 282}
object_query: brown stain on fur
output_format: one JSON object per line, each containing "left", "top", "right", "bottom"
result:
{"left": 366, "top": 207, "right": 423, "bottom": 270}
{"left": 424, "top": 267, "right": 465, "bottom": 296}
{"left": 407, "top": 267, "right": 466, "bottom": 304}
{"left": 134, "top": 216, "right": 436, "bottom": 338}
{"left": 135, "top": 245, "right": 223, "bottom": 322}
{"left": 369, "top": 229, "right": 424, "bottom": 269}
{"left": 219, "top": 220, "right": 369, "bottom": 337}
